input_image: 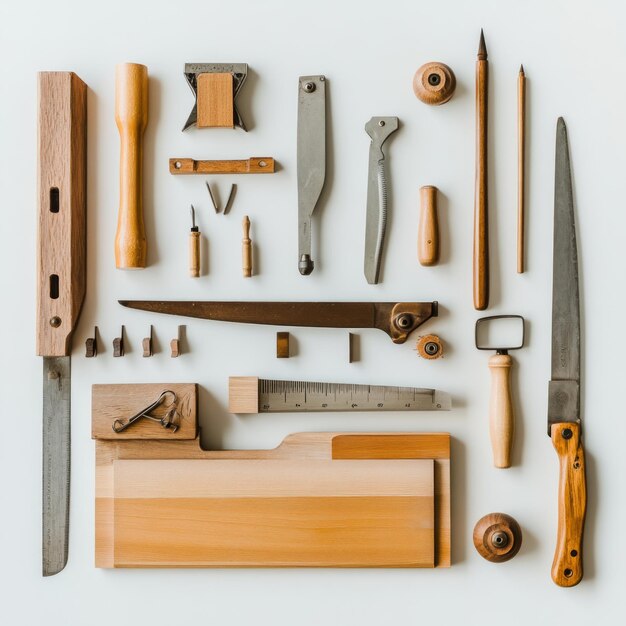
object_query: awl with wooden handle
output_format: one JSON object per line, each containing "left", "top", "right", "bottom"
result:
{"left": 115, "top": 62, "right": 148, "bottom": 269}
{"left": 38, "top": 72, "right": 87, "bottom": 575}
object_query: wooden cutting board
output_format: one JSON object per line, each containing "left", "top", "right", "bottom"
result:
{"left": 93, "top": 384, "right": 451, "bottom": 568}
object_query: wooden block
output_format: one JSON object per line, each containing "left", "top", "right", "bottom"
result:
{"left": 36, "top": 72, "right": 87, "bottom": 357}
{"left": 276, "top": 332, "right": 289, "bottom": 358}
{"left": 197, "top": 73, "right": 234, "bottom": 128}
{"left": 92, "top": 383, "right": 197, "bottom": 440}
{"left": 113, "top": 459, "right": 434, "bottom": 567}
{"left": 228, "top": 377, "right": 259, "bottom": 413}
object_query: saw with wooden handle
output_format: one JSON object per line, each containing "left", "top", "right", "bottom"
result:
{"left": 119, "top": 300, "right": 438, "bottom": 344}
{"left": 547, "top": 117, "right": 586, "bottom": 587}
{"left": 37, "top": 72, "right": 87, "bottom": 575}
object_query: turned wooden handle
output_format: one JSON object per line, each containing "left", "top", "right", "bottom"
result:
{"left": 115, "top": 63, "right": 148, "bottom": 269}
{"left": 189, "top": 231, "right": 200, "bottom": 278}
{"left": 418, "top": 186, "right": 439, "bottom": 266}
{"left": 488, "top": 354, "right": 514, "bottom": 468}
{"left": 551, "top": 422, "right": 586, "bottom": 587}
{"left": 242, "top": 216, "right": 252, "bottom": 277}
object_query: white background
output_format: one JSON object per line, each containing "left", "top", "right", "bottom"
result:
{"left": 1, "top": 0, "right": 625, "bottom": 624}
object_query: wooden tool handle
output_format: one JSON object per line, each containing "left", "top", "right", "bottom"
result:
{"left": 189, "top": 231, "right": 200, "bottom": 278}
{"left": 37, "top": 72, "right": 87, "bottom": 357}
{"left": 242, "top": 216, "right": 252, "bottom": 277}
{"left": 418, "top": 186, "right": 439, "bottom": 266}
{"left": 170, "top": 157, "right": 275, "bottom": 175}
{"left": 473, "top": 57, "right": 489, "bottom": 310}
{"left": 115, "top": 63, "right": 148, "bottom": 269}
{"left": 488, "top": 354, "right": 514, "bottom": 468}
{"left": 551, "top": 422, "right": 586, "bottom": 587}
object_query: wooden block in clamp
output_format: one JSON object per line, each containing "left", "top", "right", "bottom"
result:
{"left": 276, "top": 332, "right": 289, "bottom": 358}
{"left": 197, "top": 73, "right": 234, "bottom": 128}
{"left": 92, "top": 383, "right": 197, "bottom": 440}
{"left": 229, "top": 376, "right": 259, "bottom": 413}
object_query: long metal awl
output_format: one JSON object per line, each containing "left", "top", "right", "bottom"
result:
{"left": 229, "top": 377, "right": 451, "bottom": 413}
{"left": 38, "top": 72, "right": 87, "bottom": 576}
{"left": 364, "top": 116, "right": 398, "bottom": 284}
{"left": 119, "top": 300, "right": 438, "bottom": 344}
{"left": 297, "top": 75, "right": 326, "bottom": 275}
{"left": 547, "top": 117, "right": 586, "bottom": 588}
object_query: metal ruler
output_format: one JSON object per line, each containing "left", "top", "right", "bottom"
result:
{"left": 253, "top": 379, "right": 451, "bottom": 413}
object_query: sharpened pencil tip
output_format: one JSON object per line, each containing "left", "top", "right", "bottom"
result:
{"left": 519, "top": 64, "right": 524, "bottom": 74}
{"left": 478, "top": 29, "right": 487, "bottom": 59}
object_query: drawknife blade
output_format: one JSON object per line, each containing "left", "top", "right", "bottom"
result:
{"left": 297, "top": 75, "right": 326, "bottom": 275}
{"left": 42, "top": 356, "right": 71, "bottom": 576}
{"left": 364, "top": 117, "right": 398, "bottom": 284}
{"left": 548, "top": 117, "right": 581, "bottom": 433}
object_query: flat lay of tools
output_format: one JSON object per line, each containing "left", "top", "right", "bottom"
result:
{"left": 34, "top": 31, "right": 591, "bottom": 589}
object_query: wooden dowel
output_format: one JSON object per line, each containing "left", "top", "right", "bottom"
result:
{"left": 517, "top": 65, "right": 526, "bottom": 274}
{"left": 418, "top": 186, "right": 439, "bottom": 266}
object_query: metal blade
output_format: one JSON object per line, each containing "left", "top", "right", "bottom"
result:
{"left": 119, "top": 300, "right": 438, "bottom": 344}
{"left": 42, "top": 356, "right": 71, "bottom": 576}
{"left": 364, "top": 117, "right": 398, "bottom": 284}
{"left": 548, "top": 117, "right": 580, "bottom": 433}
{"left": 297, "top": 75, "right": 326, "bottom": 275}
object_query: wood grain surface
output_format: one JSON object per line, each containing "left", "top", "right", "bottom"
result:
{"left": 418, "top": 185, "right": 440, "bottom": 266}
{"left": 197, "top": 72, "right": 234, "bottom": 128}
{"left": 488, "top": 354, "right": 514, "bottom": 468}
{"left": 169, "top": 157, "right": 275, "bottom": 175}
{"left": 36, "top": 72, "right": 87, "bottom": 357}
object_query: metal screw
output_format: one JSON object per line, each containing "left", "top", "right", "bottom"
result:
{"left": 562, "top": 428, "right": 573, "bottom": 440}
{"left": 428, "top": 73, "right": 441, "bottom": 86}
{"left": 378, "top": 120, "right": 385, "bottom": 126}
{"left": 304, "top": 82, "right": 315, "bottom": 93}
{"left": 50, "top": 316, "right": 61, "bottom": 328}
{"left": 396, "top": 315, "right": 412, "bottom": 329}
{"left": 491, "top": 531, "right": 508, "bottom": 548}
{"left": 424, "top": 341, "right": 440, "bottom": 356}
{"left": 175, "top": 161, "right": 182, "bottom": 169}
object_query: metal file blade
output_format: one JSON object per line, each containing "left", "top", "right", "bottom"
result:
{"left": 42, "top": 356, "right": 71, "bottom": 576}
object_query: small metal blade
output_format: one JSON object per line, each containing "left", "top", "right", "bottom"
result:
{"left": 364, "top": 117, "right": 398, "bottom": 284}
{"left": 548, "top": 117, "right": 580, "bottom": 433}
{"left": 297, "top": 76, "right": 326, "bottom": 275}
{"left": 42, "top": 356, "right": 71, "bottom": 576}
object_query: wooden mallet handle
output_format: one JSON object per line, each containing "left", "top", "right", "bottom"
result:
{"left": 418, "top": 186, "right": 439, "bottom": 266}
{"left": 115, "top": 63, "right": 148, "bottom": 269}
{"left": 488, "top": 353, "right": 514, "bottom": 468}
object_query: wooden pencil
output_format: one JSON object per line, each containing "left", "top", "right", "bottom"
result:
{"left": 473, "top": 29, "right": 489, "bottom": 310}
{"left": 517, "top": 65, "right": 526, "bottom": 273}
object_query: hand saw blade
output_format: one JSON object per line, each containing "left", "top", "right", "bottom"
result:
{"left": 297, "top": 75, "right": 326, "bottom": 275}
{"left": 42, "top": 356, "right": 71, "bottom": 576}
{"left": 548, "top": 117, "right": 581, "bottom": 433}
{"left": 364, "top": 117, "right": 399, "bottom": 284}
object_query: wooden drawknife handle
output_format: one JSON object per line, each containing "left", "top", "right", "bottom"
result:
{"left": 115, "top": 63, "right": 148, "bottom": 269}
{"left": 488, "top": 354, "right": 514, "bottom": 468}
{"left": 551, "top": 422, "right": 586, "bottom": 587}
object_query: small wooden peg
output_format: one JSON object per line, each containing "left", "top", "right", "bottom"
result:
{"left": 170, "top": 325, "right": 183, "bottom": 358}
{"left": 276, "top": 332, "right": 290, "bottom": 358}
{"left": 242, "top": 215, "right": 252, "bottom": 277}
{"left": 85, "top": 327, "right": 98, "bottom": 357}
{"left": 473, "top": 513, "right": 522, "bottom": 563}
{"left": 113, "top": 326, "right": 125, "bottom": 357}
{"left": 418, "top": 186, "right": 440, "bottom": 266}
{"left": 142, "top": 325, "right": 153, "bottom": 357}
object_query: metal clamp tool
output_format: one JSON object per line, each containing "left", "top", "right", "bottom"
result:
{"left": 112, "top": 390, "right": 180, "bottom": 433}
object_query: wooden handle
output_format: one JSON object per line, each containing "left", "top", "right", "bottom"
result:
{"left": 189, "top": 231, "right": 200, "bottom": 278}
{"left": 242, "top": 216, "right": 252, "bottom": 277}
{"left": 551, "top": 422, "right": 586, "bottom": 587}
{"left": 37, "top": 72, "right": 87, "bottom": 357}
{"left": 115, "top": 63, "right": 148, "bottom": 269}
{"left": 488, "top": 354, "right": 514, "bottom": 468}
{"left": 473, "top": 57, "right": 489, "bottom": 310}
{"left": 170, "top": 157, "right": 275, "bottom": 175}
{"left": 418, "top": 186, "right": 439, "bottom": 266}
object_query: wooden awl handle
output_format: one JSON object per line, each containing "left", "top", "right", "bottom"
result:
{"left": 551, "top": 422, "right": 586, "bottom": 587}
{"left": 115, "top": 63, "right": 148, "bottom": 269}
{"left": 488, "top": 353, "right": 514, "bottom": 468}
{"left": 418, "top": 186, "right": 439, "bottom": 266}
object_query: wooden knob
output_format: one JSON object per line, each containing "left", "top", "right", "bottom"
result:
{"left": 488, "top": 353, "right": 514, "bottom": 468}
{"left": 473, "top": 513, "right": 522, "bottom": 563}
{"left": 413, "top": 62, "right": 456, "bottom": 105}
{"left": 115, "top": 62, "right": 148, "bottom": 269}
{"left": 418, "top": 186, "right": 439, "bottom": 266}
{"left": 416, "top": 334, "right": 443, "bottom": 359}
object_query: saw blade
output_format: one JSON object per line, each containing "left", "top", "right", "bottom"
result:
{"left": 42, "top": 356, "right": 71, "bottom": 576}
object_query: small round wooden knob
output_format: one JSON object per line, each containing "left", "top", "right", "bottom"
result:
{"left": 416, "top": 334, "right": 443, "bottom": 360}
{"left": 413, "top": 62, "right": 456, "bottom": 105}
{"left": 473, "top": 513, "right": 522, "bottom": 563}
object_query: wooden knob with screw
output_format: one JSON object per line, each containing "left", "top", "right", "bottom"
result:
{"left": 473, "top": 513, "right": 522, "bottom": 563}
{"left": 413, "top": 62, "right": 456, "bottom": 105}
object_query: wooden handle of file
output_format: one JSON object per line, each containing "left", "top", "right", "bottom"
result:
{"left": 242, "top": 216, "right": 252, "bottom": 277}
{"left": 418, "top": 186, "right": 439, "bottom": 266}
{"left": 189, "top": 231, "right": 200, "bottom": 278}
{"left": 115, "top": 63, "right": 148, "bottom": 269}
{"left": 488, "top": 354, "right": 514, "bottom": 468}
